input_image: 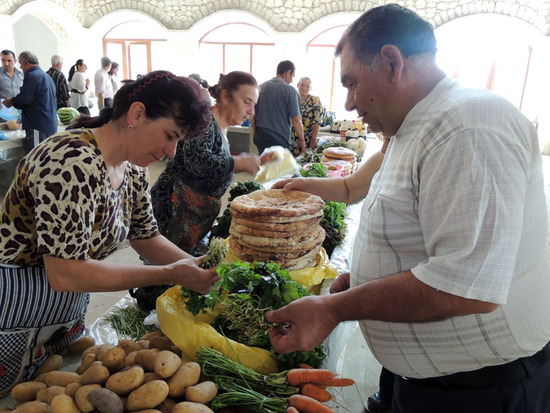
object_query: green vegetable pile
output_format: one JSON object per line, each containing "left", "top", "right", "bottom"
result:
{"left": 181, "top": 260, "right": 325, "bottom": 369}
{"left": 210, "top": 181, "right": 264, "bottom": 240}
{"left": 300, "top": 162, "right": 328, "bottom": 178}
{"left": 106, "top": 306, "right": 159, "bottom": 340}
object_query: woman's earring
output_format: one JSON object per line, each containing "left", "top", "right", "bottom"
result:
{"left": 128, "top": 125, "right": 133, "bottom": 129}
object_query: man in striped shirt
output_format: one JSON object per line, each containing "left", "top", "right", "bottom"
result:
{"left": 46, "top": 55, "right": 70, "bottom": 110}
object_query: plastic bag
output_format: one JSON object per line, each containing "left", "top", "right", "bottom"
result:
{"left": 156, "top": 285, "right": 279, "bottom": 374}
{"left": 255, "top": 146, "right": 299, "bottom": 183}
{"left": 0, "top": 101, "right": 21, "bottom": 122}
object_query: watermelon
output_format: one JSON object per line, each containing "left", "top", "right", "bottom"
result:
{"left": 57, "top": 107, "right": 80, "bottom": 125}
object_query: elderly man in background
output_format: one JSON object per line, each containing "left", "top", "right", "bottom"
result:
{"left": 46, "top": 54, "right": 70, "bottom": 110}
{"left": 94, "top": 56, "right": 113, "bottom": 110}
{"left": 252, "top": 60, "right": 305, "bottom": 155}
{"left": 0, "top": 49, "right": 23, "bottom": 100}
{"left": 267, "top": 4, "right": 550, "bottom": 413}
{"left": 1, "top": 51, "right": 57, "bottom": 153}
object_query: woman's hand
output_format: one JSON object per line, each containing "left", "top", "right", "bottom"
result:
{"left": 168, "top": 255, "right": 220, "bottom": 294}
{"left": 233, "top": 152, "right": 261, "bottom": 175}
{"left": 260, "top": 151, "right": 278, "bottom": 164}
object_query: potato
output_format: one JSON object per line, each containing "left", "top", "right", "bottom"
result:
{"left": 78, "top": 363, "right": 110, "bottom": 385}
{"left": 125, "top": 351, "right": 139, "bottom": 367}
{"left": 50, "top": 394, "right": 80, "bottom": 413}
{"left": 76, "top": 352, "right": 97, "bottom": 375}
{"left": 64, "top": 382, "right": 81, "bottom": 398}
{"left": 105, "top": 366, "right": 145, "bottom": 395}
{"left": 172, "top": 402, "right": 214, "bottom": 413}
{"left": 148, "top": 336, "right": 173, "bottom": 351}
{"left": 35, "top": 355, "right": 63, "bottom": 375}
{"left": 156, "top": 398, "right": 177, "bottom": 413}
{"left": 12, "top": 401, "right": 50, "bottom": 413}
{"left": 153, "top": 351, "right": 181, "bottom": 379}
{"left": 117, "top": 340, "right": 142, "bottom": 355}
{"left": 126, "top": 380, "right": 169, "bottom": 411}
{"left": 184, "top": 381, "right": 217, "bottom": 404}
{"left": 74, "top": 384, "right": 102, "bottom": 412}
{"left": 142, "top": 372, "right": 161, "bottom": 384}
{"left": 87, "top": 388, "right": 124, "bottom": 413}
{"left": 137, "top": 340, "right": 150, "bottom": 349}
{"left": 36, "top": 386, "right": 65, "bottom": 404}
{"left": 33, "top": 373, "right": 48, "bottom": 383}
{"left": 44, "top": 371, "right": 79, "bottom": 387}
{"left": 170, "top": 346, "right": 183, "bottom": 357}
{"left": 102, "top": 348, "right": 126, "bottom": 373}
{"left": 67, "top": 336, "right": 96, "bottom": 353}
{"left": 82, "top": 344, "right": 102, "bottom": 359}
{"left": 139, "top": 332, "right": 163, "bottom": 341}
{"left": 11, "top": 381, "right": 47, "bottom": 403}
{"left": 130, "top": 411, "right": 161, "bottom": 413}
{"left": 167, "top": 362, "right": 200, "bottom": 398}
{"left": 134, "top": 349, "right": 159, "bottom": 372}
{"left": 97, "top": 344, "right": 117, "bottom": 362}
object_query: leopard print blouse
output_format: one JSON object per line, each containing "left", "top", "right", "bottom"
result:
{"left": 0, "top": 129, "right": 159, "bottom": 267}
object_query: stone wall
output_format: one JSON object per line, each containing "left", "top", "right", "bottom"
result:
{"left": 1, "top": 0, "right": 549, "bottom": 34}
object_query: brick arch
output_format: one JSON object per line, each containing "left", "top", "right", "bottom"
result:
{"left": 1, "top": 0, "right": 549, "bottom": 35}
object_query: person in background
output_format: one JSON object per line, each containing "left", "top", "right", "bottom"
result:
{"left": 109, "top": 61, "right": 120, "bottom": 95}
{"left": 46, "top": 54, "right": 70, "bottom": 110}
{"left": 0, "top": 49, "right": 23, "bottom": 100}
{"left": 0, "top": 71, "right": 217, "bottom": 398}
{"left": 151, "top": 71, "right": 275, "bottom": 254}
{"left": 290, "top": 77, "right": 323, "bottom": 155}
{"left": 266, "top": 4, "right": 550, "bottom": 413}
{"left": 1, "top": 51, "right": 57, "bottom": 153}
{"left": 252, "top": 60, "right": 305, "bottom": 155}
{"left": 68, "top": 59, "right": 91, "bottom": 115}
{"left": 94, "top": 56, "right": 114, "bottom": 109}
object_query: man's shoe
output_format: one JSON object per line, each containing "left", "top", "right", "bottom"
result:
{"left": 365, "top": 392, "right": 391, "bottom": 412}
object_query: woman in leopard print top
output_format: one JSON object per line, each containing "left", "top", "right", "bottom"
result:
{"left": 0, "top": 71, "right": 217, "bottom": 397}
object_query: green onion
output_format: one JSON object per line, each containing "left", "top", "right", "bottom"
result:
{"left": 106, "top": 305, "right": 158, "bottom": 340}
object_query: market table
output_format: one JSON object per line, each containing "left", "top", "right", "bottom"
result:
{"left": 0, "top": 130, "right": 25, "bottom": 193}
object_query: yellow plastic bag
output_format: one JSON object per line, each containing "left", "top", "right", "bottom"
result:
{"left": 156, "top": 285, "right": 279, "bottom": 375}
{"left": 225, "top": 246, "right": 338, "bottom": 294}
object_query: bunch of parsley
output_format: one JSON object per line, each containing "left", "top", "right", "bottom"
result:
{"left": 180, "top": 260, "right": 325, "bottom": 369}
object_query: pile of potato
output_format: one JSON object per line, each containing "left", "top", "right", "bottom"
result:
{"left": 5, "top": 332, "right": 218, "bottom": 413}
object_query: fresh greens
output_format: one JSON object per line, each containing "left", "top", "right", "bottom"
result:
{"left": 321, "top": 200, "right": 348, "bottom": 256}
{"left": 181, "top": 260, "right": 325, "bottom": 369}
{"left": 300, "top": 162, "right": 328, "bottom": 178}
{"left": 106, "top": 306, "right": 159, "bottom": 340}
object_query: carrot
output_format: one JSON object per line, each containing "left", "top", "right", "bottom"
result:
{"left": 287, "top": 407, "right": 300, "bottom": 413}
{"left": 324, "top": 377, "right": 355, "bottom": 387}
{"left": 298, "top": 363, "right": 315, "bottom": 369}
{"left": 300, "top": 383, "right": 331, "bottom": 402}
{"left": 287, "top": 369, "right": 335, "bottom": 386}
{"left": 289, "top": 394, "right": 336, "bottom": 413}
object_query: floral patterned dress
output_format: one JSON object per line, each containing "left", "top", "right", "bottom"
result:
{"left": 291, "top": 94, "right": 324, "bottom": 156}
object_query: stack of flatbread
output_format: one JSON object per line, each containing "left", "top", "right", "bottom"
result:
{"left": 229, "top": 189, "right": 325, "bottom": 270}
{"left": 322, "top": 147, "right": 357, "bottom": 174}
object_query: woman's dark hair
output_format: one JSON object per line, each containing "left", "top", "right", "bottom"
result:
{"left": 335, "top": 3, "right": 437, "bottom": 67}
{"left": 108, "top": 62, "right": 119, "bottom": 76}
{"left": 68, "top": 59, "right": 85, "bottom": 82}
{"left": 208, "top": 71, "right": 257, "bottom": 101}
{"left": 189, "top": 73, "right": 209, "bottom": 89}
{"left": 70, "top": 70, "right": 212, "bottom": 139}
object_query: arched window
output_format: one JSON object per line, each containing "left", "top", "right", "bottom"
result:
{"left": 104, "top": 20, "right": 167, "bottom": 80}
{"left": 304, "top": 25, "right": 349, "bottom": 119}
{"left": 199, "top": 23, "right": 274, "bottom": 85}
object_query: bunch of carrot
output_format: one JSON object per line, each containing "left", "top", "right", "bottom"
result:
{"left": 285, "top": 364, "right": 355, "bottom": 413}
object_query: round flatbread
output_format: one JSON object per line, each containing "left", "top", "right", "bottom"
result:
{"left": 231, "top": 208, "right": 324, "bottom": 223}
{"left": 232, "top": 228, "right": 325, "bottom": 253}
{"left": 230, "top": 189, "right": 324, "bottom": 217}
{"left": 323, "top": 146, "right": 357, "bottom": 160}
{"left": 232, "top": 216, "right": 323, "bottom": 232}
{"left": 229, "top": 237, "right": 322, "bottom": 265}
{"left": 230, "top": 225, "right": 323, "bottom": 247}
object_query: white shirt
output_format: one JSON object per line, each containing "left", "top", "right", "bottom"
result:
{"left": 69, "top": 72, "right": 88, "bottom": 109}
{"left": 94, "top": 68, "right": 113, "bottom": 99}
{"left": 351, "top": 76, "right": 550, "bottom": 378}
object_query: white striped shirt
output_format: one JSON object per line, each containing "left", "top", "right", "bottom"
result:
{"left": 351, "top": 77, "right": 550, "bottom": 378}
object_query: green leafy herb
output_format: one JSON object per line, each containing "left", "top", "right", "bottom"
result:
{"left": 106, "top": 306, "right": 159, "bottom": 340}
{"left": 321, "top": 200, "right": 348, "bottom": 256}
{"left": 300, "top": 162, "right": 328, "bottom": 178}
